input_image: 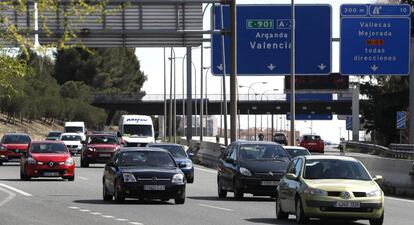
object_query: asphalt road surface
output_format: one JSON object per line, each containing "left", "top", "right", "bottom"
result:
{"left": 0, "top": 157, "right": 413, "bottom": 225}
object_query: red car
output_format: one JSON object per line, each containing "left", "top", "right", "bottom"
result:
{"left": 80, "top": 133, "right": 122, "bottom": 167}
{"left": 20, "top": 141, "right": 75, "bottom": 181}
{"left": 299, "top": 134, "right": 324, "bottom": 153}
{"left": 0, "top": 133, "right": 31, "bottom": 165}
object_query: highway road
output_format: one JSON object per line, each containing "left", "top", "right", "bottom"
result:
{"left": 0, "top": 157, "right": 413, "bottom": 225}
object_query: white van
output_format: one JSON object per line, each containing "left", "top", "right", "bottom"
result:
{"left": 64, "top": 121, "right": 86, "bottom": 140}
{"left": 118, "top": 115, "right": 155, "bottom": 147}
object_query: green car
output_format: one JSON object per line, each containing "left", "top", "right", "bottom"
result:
{"left": 276, "top": 155, "right": 384, "bottom": 225}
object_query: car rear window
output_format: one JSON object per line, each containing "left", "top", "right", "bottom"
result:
{"left": 2, "top": 135, "right": 31, "bottom": 144}
{"left": 150, "top": 145, "right": 187, "bottom": 158}
{"left": 239, "top": 144, "right": 290, "bottom": 161}
{"left": 303, "top": 135, "right": 321, "bottom": 141}
{"left": 31, "top": 143, "right": 67, "bottom": 153}
{"left": 286, "top": 148, "right": 310, "bottom": 158}
{"left": 87, "top": 136, "right": 119, "bottom": 145}
{"left": 119, "top": 151, "right": 176, "bottom": 167}
{"left": 304, "top": 159, "right": 371, "bottom": 180}
{"left": 61, "top": 135, "right": 81, "bottom": 141}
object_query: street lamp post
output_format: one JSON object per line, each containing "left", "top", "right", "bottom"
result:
{"left": 260, "top": 89, "right": 278, "bottom": 141}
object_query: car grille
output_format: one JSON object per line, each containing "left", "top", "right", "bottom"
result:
{"left": 320, "top": 207, "right": 373, "bottom": 213}
{"left": 67, "top": 145, "right": 79, "bottom": 148}
{"left": 353, "top": 192, "right": 367, "bottom": 197}
{"left": 327, "top": 191, "right": 341, "bottom": 197}
{"left": 254, "top": 172, "right": 284, "bottom": 179}
{"left": 126, "top": 143, "right": 147, "bottom": 147}
{"left": 95, "top": 148, "right": 114, "bottom": 152}
{"left": 327, "top": 191, "right": 367, "bottom": 197}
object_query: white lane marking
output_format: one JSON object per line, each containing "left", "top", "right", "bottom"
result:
{"left": 0, "top": 183, "right": 32, "bottom": 197}
{"left": 116, "top": 218, "right": 128, "bottom": 222}
{"left": 198, "top": 204, "right": 234, "bottom": 212}
{"left": 78, "top": 177, "right": 89, "bottom": 180}
{"left": 80, "top": 209, "right": 91, "bottom": 212}
{"left": 90, "top": 212, "right": 102, "bottom": 215}
{"left": 0, "top": 186, "right": 16, "bottom": 207}
{"left": 194, "top": 167, "right": 216, "bottom": 173}
{"left": 129, "top": 222, "right": 144, "bottom": 225}
{"left": 102, "top": 215, "right": 114, "bottom": 218}
{"left": 68, "top": 206, "right": 80, "bottom": 209}
{"left": 385, "top": 196, "right": 414, "bottom": 203}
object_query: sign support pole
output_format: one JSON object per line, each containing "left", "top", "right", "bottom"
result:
{"left": 186, "top": 47, "right": 193, "bottom": 145}
{"left": 289, "top": 0, "right": 296, "bottom": 146}
{"left": 230, "top": 0, "right": 237, "bottom": 143}
{"left": 409, "top": 38, "right": 414, "bottom": 144}
{"left": 352, "top": 82, "right": 360, "bottom": 141}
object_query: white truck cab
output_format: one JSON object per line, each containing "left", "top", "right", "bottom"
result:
{"left": 118, "top": 115, "right": 155, "bottom": 147}
{"left": 64, "top": 121, "right": 86, "bottom": 141}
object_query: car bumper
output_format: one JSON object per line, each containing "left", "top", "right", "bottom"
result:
{"left": 25, "top": 164, "right": 75, "bottom": 178}
{"left": 0, "top": 151, "right": 24, "bottom": 162}
{"left": 302, "top": 195, "right": 384, "bottom": 219}
{"left": 237, "top": 176, "right": 279, "bottom": 196}
{"left": 120, "top": 183, "right": 186, "bottom": 199}
{"left": 180, "top": 168, "right": 194, "bottom": 181}
{"left": 67, "top": 148, "right": 81, "bottom": 154}
{"left": 303, "top": 145, "right": 324, "bottom": 153}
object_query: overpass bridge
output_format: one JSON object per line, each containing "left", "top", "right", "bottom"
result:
{"left": 92, "top": 93, "right": 354, "bottom": 124}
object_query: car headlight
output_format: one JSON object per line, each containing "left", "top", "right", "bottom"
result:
{"left": 122, "top": 173, "right": 137, "bottom": 182}
{"left": 182, "top": 161, "right": 193, "bottom": 169}
{"left": 239, "top": 167, "right": 252, "bottom": 176}
{"left": 87, "top": 147, "right": 95, "bottom": 152}
{"left": 172, "top": 173, "right": 185, "bottom": 184}
{"left": 304, "top": 187, "right": 327, "bottom": 196}
{"left": 0, "top": 146, "right": 5, "bottom": 151}
{"left": 366, "top": 190, "right": 382, "bottom": 197}
{"left": 27, "top": 157, "right": 37, "bottom": 165}
{"left": 65, "top": 158, "right": 74, "bottom": 166}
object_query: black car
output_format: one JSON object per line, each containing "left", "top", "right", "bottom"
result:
{"left": 46, "top": 131, "right": 63, "bottom": 141}
{"left": 217, "top": 141, "right": 291, "bottom": 200}
{"left": 273, "top": 133, "right": 288, "bottom": 145}
{"left": 147, "top": 143, "right": 194, "bottom": 183}
{"left": 102, "top": 147, "right": 186, "bottom": 204}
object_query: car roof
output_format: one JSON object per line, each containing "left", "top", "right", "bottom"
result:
{"left": 300, "top": 155, "right": 359, "bottom": 162}
{"left": 4, "top": 133, "right": 30, "bottom": 136}
{"left": 87, "top": 133, "right": 117, "bottom": 137}
{"left": 61, "top": 132, "right": 82, "bottom": 136}
{"left": 31, "top": 140, "right": 64, "bottom": 144}
{"left": 119, "top": 147, "right": 170, "bottom": 153}
{"left": 232, "top": 140, "right": 281, "bottom": 145}
{"left": 283, "top": 146, "right": 308, "bottom": 150}
{"left": 147, "top": 143, "right": 182, "bottom": 147}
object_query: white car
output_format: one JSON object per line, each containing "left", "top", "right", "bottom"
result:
{"left": 59, "top": 133, "right": 83, "bottom": 155}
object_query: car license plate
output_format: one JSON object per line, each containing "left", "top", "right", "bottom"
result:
{"left": 335, "top": 201, "right": 360, "bottom": 208}
{"left": 308, "top": 143, "right": 317, "bottom": 145}
{"left": 144, "top": 185, "right": 165, "bottom": 191}
{"left": 100, "top": 153, "right": 111, "bottom": 157}
{"left": 43, "top": 172, "right": 59, "bottom": 177}
{"left": 261, "top": 181, "right": 278, "bottom": 186}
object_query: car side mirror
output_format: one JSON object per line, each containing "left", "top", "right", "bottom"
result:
{"left": 225, "top": 158, "right": 235, "bottom": 164}
{"left": 187, "top": 152, "right": 195, "bottom": 157}
{"left": 81, "top": 141, "right": 86, "bottom": 145}
{"left": 106, "top": 161, "right": 116, "bottom": 167}
{"left": 373, "top": 175, "right": 383, "bottom": 182}
{"left": 285, "top": 173, "right": 298, "bottom": 180}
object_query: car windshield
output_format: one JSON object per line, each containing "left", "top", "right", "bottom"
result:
{"left": 119, "top": 151, "right": 176, "bottom": 167}
{"left": 150, "top": 145, "right": 187, "bottom": 158}
{"left": 286, "top": 148, "right": 310, "bottom": 158}
{"left": 47, "top": 132, "right": 62, "bottom": 137}
{"left": 239, "top": 144, "right": 290, "bottom": 161}
{"left": 31, "top": 143, "right": 67, "bottom": 153}
{"left": 123, "top": 125, "right": 152, "bottom": 137}
{"left": 65, "top": 126, "right": 83, "bottom": 133}
{"left": 88, "top": 136, "right": 119, "bottom": 144}
{"left": 2, "top": 135, "right": 31, "bottom": 144}
{"left": 304, "top": 159, "right": 371, "bottom": 180}
{"left": 60, "top": 135, "right": 81, "bottom": 141}
{"left": 303, "top": 135, "right": 321, "bottom": 141}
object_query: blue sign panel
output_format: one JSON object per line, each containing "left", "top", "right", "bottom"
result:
{"left": 340, "top": 4, "right": 411, "bottom": 76}
{"left": 346, "top": 117, "right": 352, "bottom": 130}
{"left": 286, "top": 93, "right": 332, "bottom": 102}
{"left": 396, "top": 111, "right": 407, "bottom": 129}
{"left": 211, "top": 5, "right": 332, "bottom": 76}
{"left": 287, "top": 114, "right": 333, "bottom": 120}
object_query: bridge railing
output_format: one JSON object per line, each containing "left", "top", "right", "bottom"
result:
{"left": 389, "top": 144, "right": 414, "bottom": 152}
{"left": 343, "top": 141, "right": 414, "bottom": 159}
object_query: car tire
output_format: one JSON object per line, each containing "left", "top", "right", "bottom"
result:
{"left": 233, "top": 180, "right": 243, "bottom": 200}
{"left": 0, "top": 161, "right": 3, "bottom": 166}
{"left": 295, "top": 197, "right": 309, "bottom": 224}
{"left": 103, "top": 181, "right": 113, "bottom": 201}
{"left": 187, "top": 177, "right": 194, "bottom": 184}
{"left": 161, "top": 199, "right": 169, "bottom": 202}
{"left": 174, "top": 198, "right": 185, "bottom": 204}
{"left": 80, "top": 158, "right": 89, "bottom": 168}
{"left": 369, "top": 212, "right": 384, "bottom": 225}
{"left": 67, "top": 176, "right": 75, "bottom": 181}
{"left": 217, "top": 177, "right": 227, "bottom": 198}
{"left": 275, "top": 193, "right": 289, "bottom": 220}
{"left": 114, "top": 183, "right": 124, "bottom": 203}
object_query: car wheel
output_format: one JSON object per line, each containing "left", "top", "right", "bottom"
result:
{"left": 80, "top": 158, "right": 89, "bottom": 168}
{"left": 233, "top": 180, "right": 243, "bottom": 200}
{"left": 187, "top": 177, "right": 194, "bottom": 184}
{"left": 217, "top": 177, "right": 227, "bottom": 198}
{"left": 369, "top": 212, "right": 384, "bottom": 225}
{"left": 67, "top": 176, "right": 75, "bottom": 181}
{"left": 161, "top": 199, "right": 169, "bottom": 202}
{"left": 174, "top": 198, "right": 185, "bottom": 204}
{"left": 103, "top": 181, "right": 113, "bottom": 201}
{"left": 275, "top": 193, "right": 289, "bottom": 220}
{"left": 0, "top": 161, "right": 3, "bottom": 166}
{"left": 114, "top": 182, "right": 125, "bottom": 203}
{"left": 295, "top": 197, "right": 309, "bottom": 224}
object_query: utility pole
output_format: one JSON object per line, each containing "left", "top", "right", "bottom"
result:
{"left": 230, "top": 0, "right": 237, "bottom": 143}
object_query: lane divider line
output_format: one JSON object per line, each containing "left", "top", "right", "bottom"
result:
{"left": 80, "top": 209, "right": 91, "bottom": 212}
{"left": 198, "top": 204, "right": 234, "bottom": 212}
{"left": 90, "top": 212, "right": 102, "bottom": 215}
{"left": 68, "top": 207, "right": 143, "bottom": 225}
{"left": 116, "top": 218, "right": 128, "bottom": 222}
{"left": 194, "top": 167, "right": 216, "bottom": 173}
{"left": 78, "top": 177, "right": 89, "bottom": 180}
{"left": 102, "top": 215, "right": 115, "bottom": 218}
{"left": 385, "top": 196, "right": 414, "bottom": 203}
{"left": 0, "top": 183, "right": 32, "bottom": 197}
{"left": 68, "top": 206, "right": 80, "bottom": 209}
{"left": 0, "top": 186, "right": 16, "bottom": 207}
{"left": 129, "top": 222, "right": 144, "bottom": 225}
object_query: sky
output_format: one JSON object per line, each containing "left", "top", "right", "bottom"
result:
{"left": 135, "top": 0, "right": 384, "bottom": 143}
